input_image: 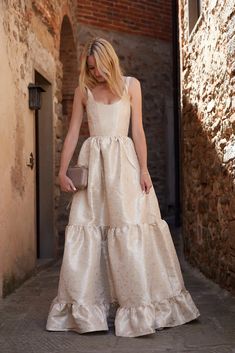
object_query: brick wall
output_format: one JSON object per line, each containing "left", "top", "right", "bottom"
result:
{"left": 60, "top": 16, "right": 79, "bottom": 117}
{"left": 76, "top": 0, "right": 172, "bottom": 41}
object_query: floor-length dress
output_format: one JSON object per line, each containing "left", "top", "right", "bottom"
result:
{"left": 46, "top": 76, "right": 200, "bottom": 337}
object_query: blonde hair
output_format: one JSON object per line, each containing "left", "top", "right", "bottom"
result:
{"left": 79, "top": 37, "right": 125, "bottom": 99}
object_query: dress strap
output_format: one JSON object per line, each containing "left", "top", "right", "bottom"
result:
{"left": 86, "top": 86, "right": 91, "bottom": 97}
{"left": 125, "top": 76, "right": 131, "bottom": 93}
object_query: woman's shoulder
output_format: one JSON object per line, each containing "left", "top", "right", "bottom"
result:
{"left": 74, "top": 85, "right": 88, "bottom": 107}
{"left": 124, "top": 75, "right": 140, "bottom": 86}
{"left": 124, "top": 76, "right": 141, "bottom": 94}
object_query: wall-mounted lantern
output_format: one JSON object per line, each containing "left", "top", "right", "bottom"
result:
{"left": 28, "top": 83, "right": 45, "bottom": 110}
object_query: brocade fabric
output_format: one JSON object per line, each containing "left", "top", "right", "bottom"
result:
{"left": 46, "top": 76, "right": 200, "bottom": 337}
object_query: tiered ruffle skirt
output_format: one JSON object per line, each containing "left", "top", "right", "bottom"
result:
{"left": 46, "top": 136, "right": 200, "bottom": 337}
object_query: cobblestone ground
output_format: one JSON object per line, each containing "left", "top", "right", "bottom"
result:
{"left": 1, "top": 227, "right": 235, "bottom": 353}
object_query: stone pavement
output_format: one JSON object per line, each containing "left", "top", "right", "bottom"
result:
{"left": 1, "top": 227, "right": 235, "bottom": 353}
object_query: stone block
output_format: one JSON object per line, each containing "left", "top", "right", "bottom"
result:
{"left": 230, "top": 196, "right": 235, "bottom": 219}
{"left": 229, "top": 220, "right": 235, "bottom": 250}
{"left": 223, "top": 143, "right": 235, "bottom": 163}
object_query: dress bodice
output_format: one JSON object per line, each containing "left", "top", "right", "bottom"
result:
{"left": 86, "top": 76, "right": 131, "bottom": 137}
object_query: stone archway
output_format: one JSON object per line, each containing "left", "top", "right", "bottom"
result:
{"left": 55, "top": 15, "right": 79, "bottom": 255}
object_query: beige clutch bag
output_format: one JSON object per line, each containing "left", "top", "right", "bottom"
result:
{"left": 67, "top": 165, "right": 88, "bottom": 190}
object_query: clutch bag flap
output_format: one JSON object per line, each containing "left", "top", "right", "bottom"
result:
{"left": 67, "top": 165, "right": 88, "bottom": 189}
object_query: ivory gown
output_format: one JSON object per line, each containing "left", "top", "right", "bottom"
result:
{"left": 46, "top": 76, "right": 200, "bottom": 337}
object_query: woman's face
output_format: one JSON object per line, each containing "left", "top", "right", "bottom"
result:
{"left": 87, "top": 55, "right": 106, "bottom": 83}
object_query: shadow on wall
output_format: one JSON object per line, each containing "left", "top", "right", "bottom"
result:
{"left": 181, "top": 96, "right": 235, "bottom": 295}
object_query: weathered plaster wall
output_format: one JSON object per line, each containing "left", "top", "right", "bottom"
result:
{"left": 0, "top": 2, "right": 36, "bottom": 297}
{"left": 0, "top": 0, "right": 73, "bottom": 297}
{"left": 179, "top": 0, "right": 235, "bottom": 293}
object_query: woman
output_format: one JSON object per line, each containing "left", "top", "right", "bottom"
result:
{"left": 46, "top": 37, "right": 200, "bottom": 338}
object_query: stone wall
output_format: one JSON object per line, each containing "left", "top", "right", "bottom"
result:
{"left": 179, "top": 0, "right": 235, "bottom": 293}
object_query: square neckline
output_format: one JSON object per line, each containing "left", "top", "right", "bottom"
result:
{"left": 87, "top": 76, "right": 129, "bottom": 106}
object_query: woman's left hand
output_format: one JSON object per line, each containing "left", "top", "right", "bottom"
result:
{"left": 140, "top": 169, "right": 153, "bottom": 194}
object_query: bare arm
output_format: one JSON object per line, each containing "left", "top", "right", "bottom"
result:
{"left": 58, "top": 86, "right": 85, "bottom": 191}
{"left": 129, "top": 77, "right": 152, "bottom": 193}
{"left": 129, "top": 77, "right": 148, "bottom": 171}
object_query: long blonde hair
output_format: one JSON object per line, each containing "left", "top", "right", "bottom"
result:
{"left": 79, "top": 37, "right": 125, "bottom": 98}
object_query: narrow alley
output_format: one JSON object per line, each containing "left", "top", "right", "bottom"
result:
{"left": 1, "top": 0, "right": 235, "bottom": 352}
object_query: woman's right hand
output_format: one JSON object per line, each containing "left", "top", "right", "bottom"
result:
{"left": 58, "top": 173, "right": 77, "bottom": 193}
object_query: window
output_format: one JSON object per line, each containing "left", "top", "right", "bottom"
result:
{"left": 188, "top": 0, "right": 202, "bottom": 35}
